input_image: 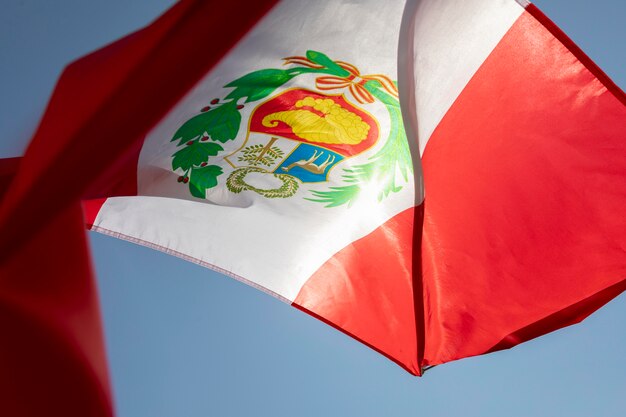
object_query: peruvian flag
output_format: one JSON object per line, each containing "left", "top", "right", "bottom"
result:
{"left": 1, "top": 0, "right": 624, "bottom": 415}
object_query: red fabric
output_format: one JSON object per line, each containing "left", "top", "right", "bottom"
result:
{"left": 294, "top": 206, "right": 424, "bottom": 375}
{"left": 83, "top": 198, "right": 108, "bottom": 230}
{"left": 420, "top": 11, "right": 626, "bottom": 366}
{"left": 0, "top": 157, "right": 20, "bottom": 199}
{"left": 0, "top": 1, "right": 278, "bottom": 415}
{"left": 525, "top": 4, "right": 625, "bottom": 107}
{"left": 0, "top": 202, "right": 112, "bottom": 417}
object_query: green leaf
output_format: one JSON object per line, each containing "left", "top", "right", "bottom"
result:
{"left": 171, "top": 102, "right": 241, "bottom": 145}
{"left": 204, "top": 102, "right": 242, "bottom": 142}
{"left": 172, "top": 141, "right": 223, "bottom": 171}
{"left": 224, "top": 69, "right": 295, "bottom": 103}
{"left": 171, "top": 112, "right": 212, "bottom": 145}
{"left": 189, "top": 165, "right": 223, "bottom": 199}
{"left": 305, "top": 50, "right": 350, "bottom": 77}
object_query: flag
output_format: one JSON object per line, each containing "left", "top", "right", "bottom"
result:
{"left": 1, "top": 0, "right": 624, "bottom": 415}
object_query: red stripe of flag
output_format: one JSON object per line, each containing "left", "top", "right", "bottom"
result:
{"left": 420, "top": 9, "right": 626, "bottom": 366}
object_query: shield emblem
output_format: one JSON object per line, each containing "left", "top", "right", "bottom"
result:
{"left": 225, "top": 88, "right": 379, "bottom": 184}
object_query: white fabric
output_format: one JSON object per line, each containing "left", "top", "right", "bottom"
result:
{"left": 405, "top": 0, "right": 524, "bottom": 155}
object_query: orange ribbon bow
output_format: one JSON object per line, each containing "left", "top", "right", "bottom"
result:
{"left": 284, "top": 56, "right": 399, "bottom": 104}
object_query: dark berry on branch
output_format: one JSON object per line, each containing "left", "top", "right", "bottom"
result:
{"left": 177, "top": 176, "right": 184, "bottom": 183}
{"left": 236, "top": 105, "right": 244, "bottom": 110}
{"left": 211, "top": 98, "right": 219, "bottom": 105}
{"left": 201, "top": 106, "right": 211, "bottom": 112}
{"left": 183, "top": 177, "right": 189, "bottom": 183}
{"left": 201, "top": 136, "right": 209, "bottom": 141}
{"left": 201, "top": 162, "right": 208, "bottom": 167}
{"left": 187, "top": 140, "right": 194, "bottom": 146}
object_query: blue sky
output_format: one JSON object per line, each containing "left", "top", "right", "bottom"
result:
{"left": 1, "top": 1, "right": 624, "bottom": 416}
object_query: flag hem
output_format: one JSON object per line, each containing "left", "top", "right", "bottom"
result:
{"left": 524, "top": 3, "right": 626, "bottom": 105}
{"left": 89, "top": 224, "right": 291, "bottom": 304}
{"left": 485, "top": 278, "right": 626, "bottom": 355}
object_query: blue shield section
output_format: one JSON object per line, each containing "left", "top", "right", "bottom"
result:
{"left": 275, "top": 144, "right": 344, "bottom": 183}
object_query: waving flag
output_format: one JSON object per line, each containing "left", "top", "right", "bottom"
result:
{"left": 0, "top": 0, "right": 624, "bottom": 415}
{"left": 408, "top": 0, "right": 625, "bottom": 366}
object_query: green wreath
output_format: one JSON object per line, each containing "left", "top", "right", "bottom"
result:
{"left": 227, "top": 167, "right": 299, "bottom": 199}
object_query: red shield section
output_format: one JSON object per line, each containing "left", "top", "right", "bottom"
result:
{"left": 249, "top": 89, "right": 379, "bottom": 156}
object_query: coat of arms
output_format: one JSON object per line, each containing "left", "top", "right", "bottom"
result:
{"left": 169, "top": 50, "right": 412, "bottom": 207}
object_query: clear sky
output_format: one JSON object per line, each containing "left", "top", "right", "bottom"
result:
{"left": 1, "top": 1, "right": 624, "bottom": 416}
